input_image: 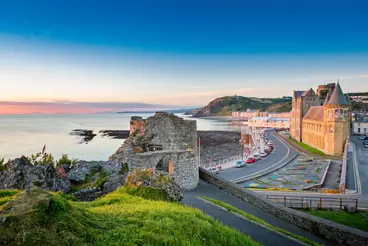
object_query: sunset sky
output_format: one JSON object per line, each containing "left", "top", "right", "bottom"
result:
{"left": 1, "top": 0, "right": 368, "bottom": 114}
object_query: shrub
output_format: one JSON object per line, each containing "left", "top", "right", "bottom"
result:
{"left": 0, "top": 158, "right": 8, "bottom": 171}
{"left": 27, "top": 152, "right": 55, "bottom": 165}
{"left": 56, "top": 154, "right": 78, "bottom": 166}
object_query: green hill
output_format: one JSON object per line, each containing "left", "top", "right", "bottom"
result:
{"left": 192, "top": 96, "right": 292, "bottom": 117}
{"left": 0, "top": 189, "right": 258, "bottom": 246}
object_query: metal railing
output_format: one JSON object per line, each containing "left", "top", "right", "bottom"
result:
{"left": 264, "top": 195, "right": 368, "bottom": 211}
{"left": 201, "top": 154, "right": 242, "bottom": 169}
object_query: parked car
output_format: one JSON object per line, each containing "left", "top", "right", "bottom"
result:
{"left": 234, "top": 160, "right": 246, "bottom": 168}
{"left": 267, "top": 141, "right": 272, "bottom": 145}
{"left": 363, "top": 140, "right": 368, "bottom": 145}
{"left": 359, "top": 135, "right": 368, "bottom": 140}
{"left": 207, "top": 166, "right": 220, "bottom": 174}
{"left": 253, "top": 154, "right": 262, "bottom": 160}
{"left": 246, "top": 157, "right": 257, "bottom": 164}
{"left": 365, "top": 143, "right": 368, "bottom": 148}
{"left": 260, "top": 152, "right": 268, "bottom": 157}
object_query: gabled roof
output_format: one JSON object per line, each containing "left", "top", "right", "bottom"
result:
{"left": 301, "top": 88, "right": 315, "bottom": 97}
{"left": 327, "top": 82, "right": 349, "bottom": 106}
{"left": 294, "top": 90, "right": 305, "bottom": 98}
{"left": 303, "top": 106, "right": 324, "bottom": 121}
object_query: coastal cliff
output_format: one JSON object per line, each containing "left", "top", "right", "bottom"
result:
{"left": 190, "top": 96, "right": 292, "bottom": 117}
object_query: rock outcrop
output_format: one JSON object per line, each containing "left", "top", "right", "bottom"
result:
{"left": 0, "top": 157, "right": 129, "bottom": 201}
{"left": 0, "top": 157, "right": 70, "bottom": 192}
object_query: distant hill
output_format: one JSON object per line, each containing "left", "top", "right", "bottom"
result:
{"left": 189, "top": 96, "right": 292, "bottom": 117}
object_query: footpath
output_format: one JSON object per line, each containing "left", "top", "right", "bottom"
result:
{"left": 182, "top": 181, "right": 330, "bottom": 246}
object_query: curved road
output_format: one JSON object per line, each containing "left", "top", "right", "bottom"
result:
{"left": 219, "top": 130, "right": 298, "bottom": 182}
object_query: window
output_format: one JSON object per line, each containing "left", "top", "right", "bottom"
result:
{"left": 364, "top": 128, "right": 367, "bottom": 133}
{"left": 358, "top": 128, "right": 360, "bottom": 133}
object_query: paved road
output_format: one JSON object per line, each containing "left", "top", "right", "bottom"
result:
{"left": 351, "top": 136, "right": 368, "bottom": 196}
{"left": 219, "top": 130, "right": 298, "bottom": 181}
{"left": 182, "top": 181, "right": 330, "bottom": 246}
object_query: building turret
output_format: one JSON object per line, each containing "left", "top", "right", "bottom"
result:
{"left": 324, "top": 82, "right": 350, "bottom": 156}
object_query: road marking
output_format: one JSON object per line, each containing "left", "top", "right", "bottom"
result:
{"left": 230, "top": 133, "right": 291, "bottom": 182}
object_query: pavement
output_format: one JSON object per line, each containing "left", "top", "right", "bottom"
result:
{"left": 182, "top": 180, "right": 330, "bottom": 246}
{"left": 322, "top": 161, "right": 340, "bottom": 190}
{"left": 350, "top": 136, "right": 368, "bottom": 197}
{"left": 218, "top": 130, "right": 298, "bottom": 182}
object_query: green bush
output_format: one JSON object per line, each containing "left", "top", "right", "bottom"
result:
{"left": 56, "top": 154, "right": 78, "bottom": 166}
{"left": 0, "top": 158, "right": 7, "bottom": 171}
{"left": 27, "top": 152, "right": 55, "bottom": 165}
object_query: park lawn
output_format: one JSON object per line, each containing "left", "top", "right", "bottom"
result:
{"left": 288, "top": 137, "right": 326, "bottom": 156}
{"left": 0, "top": 188, "right": 259, "bottom": 246}
{"left": 305, "top": 210, "right": 368, "bottom": 232}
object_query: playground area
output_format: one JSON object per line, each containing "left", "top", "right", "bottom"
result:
{"left": 243, "top": 155, "right": 330, "bottom": 191}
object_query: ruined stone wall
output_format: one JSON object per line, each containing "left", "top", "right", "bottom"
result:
{"left": 143, "top": 112, "right": 197, "bottom": 151}
{"left": 110, "top": 112, "right": 199, "bottom": 190}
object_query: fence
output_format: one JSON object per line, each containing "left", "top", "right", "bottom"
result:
{"left": 201, "top": 154, "right": 242, "bottom": 169}
{"left": 264, "top": 195, "right": 368, "bottom": 211}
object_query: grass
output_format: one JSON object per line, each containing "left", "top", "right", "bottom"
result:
{"left": 288, "top": 137, "right": 326, "bottom": 156}
{"left": 199, "top": 196, "right": 321, "bottom": 246}
{"left": 0, "top": 188, "right": 259, "bottom": 246}
{"left": 305, "top": 210, "right": 368, "bottom": 232}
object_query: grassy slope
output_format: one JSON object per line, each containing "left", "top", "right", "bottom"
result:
{"left": 0, "top": 189, "right": 259, "bottom": 246}
{"left": 200, "top": 196, "right": 321, "bottom": 246}
{"left": 288, "top": 137, "right": 326, "bottom": 156}
{"left": 305, "top": 210, "right": 368, "bottom": 232}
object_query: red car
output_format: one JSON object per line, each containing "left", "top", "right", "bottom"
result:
{"left": 246, "top": 157, "right": 257, "bottom": 164}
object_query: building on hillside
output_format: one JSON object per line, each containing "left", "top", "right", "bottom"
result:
{"left": 290, "top": 82, "right": 351, "bottom": 156}
{"left": 232, "top": 109, "right": 290, "bottom": 119}
{"left": 232, "top": 109, "right": 268, "bottom": 118}
{"left": 248, "top": 116, "right": 290, "bottom": 129}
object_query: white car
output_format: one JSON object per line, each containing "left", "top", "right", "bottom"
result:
{"left": 260, "top": 152, "right": 268, "bottom": 157}
{"left": 208, "top": 167, "right": 220, "bottom": 174}
{"left": 253, "top": 154, "right": 262, "bottom": 160}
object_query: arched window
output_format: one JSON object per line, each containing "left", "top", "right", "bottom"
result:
{"left": 329, "top": 126, "right": 333, "bottom": 134}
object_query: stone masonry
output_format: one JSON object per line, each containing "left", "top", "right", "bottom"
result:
{"left": 110, "top": 112, "right": 199, "bottom": 190}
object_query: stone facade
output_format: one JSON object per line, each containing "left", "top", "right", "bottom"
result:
{"left": 290, "top": 82, "right": 351, "bottom": 156}
{"left": 290, "top": 89, "right": 320, "bottom": 141}
{"left": 199, "top": 167, "right": 368, "bottom": 246}
{"left": 110, "top": 112, "right": 199, "bottom": 190}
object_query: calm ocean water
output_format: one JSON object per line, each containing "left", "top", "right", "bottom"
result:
{"left": 0, "top": 113, "right": 230, "bottom": 161}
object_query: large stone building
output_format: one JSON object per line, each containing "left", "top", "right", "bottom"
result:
{"left": 290, "top": 82, "right": 351, "bottom": 156}
{"left": 110, "top": 112, "right": 199, "bottom": 190}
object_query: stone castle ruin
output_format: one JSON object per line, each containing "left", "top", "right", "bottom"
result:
{"left": 110, "top": 112, "right": 199, "bottom": 190}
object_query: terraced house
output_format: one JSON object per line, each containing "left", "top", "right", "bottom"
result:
{"left": 290, "top": 82, "right": 351, "bottom": 156}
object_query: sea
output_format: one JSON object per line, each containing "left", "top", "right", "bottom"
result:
{"left": 0, "top": 113, "right": 232, "bottom": 161}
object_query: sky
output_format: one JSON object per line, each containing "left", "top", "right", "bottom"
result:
{"left": 0, "top": 0, "right": 368, "bottom": 114}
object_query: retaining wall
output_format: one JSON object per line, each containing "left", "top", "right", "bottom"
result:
{"left": 199, "top": 167, "right": 368, "bottom": 246}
